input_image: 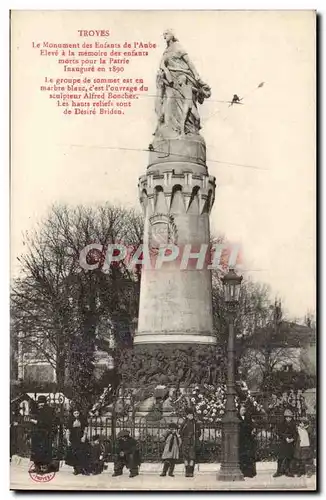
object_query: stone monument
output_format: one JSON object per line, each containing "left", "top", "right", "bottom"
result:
{"left": 134, "top": 30, "right": 217, "bottom": 348}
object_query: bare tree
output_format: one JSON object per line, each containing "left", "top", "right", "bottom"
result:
{"left": 11, "top": 203, "right": 143, "bottom": 407}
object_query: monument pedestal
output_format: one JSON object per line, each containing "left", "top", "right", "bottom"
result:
{"left": 149, "top": 136, "right": 207, "bottom": 168}
{"left": 135, "top": 137, "right": 217, "bottom": 347}
{"left": 129, "top": 343, "right": 223, "bottom": 387}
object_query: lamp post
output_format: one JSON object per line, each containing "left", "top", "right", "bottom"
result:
{"left": 217, "top": 268, "right": 244, "bottom": 481}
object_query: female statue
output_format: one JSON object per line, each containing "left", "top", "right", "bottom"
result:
{"left": 154, "top": 29, "right": 211, "bottom": 140}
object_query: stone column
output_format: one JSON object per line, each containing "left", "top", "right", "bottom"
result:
{"left": 134, "top": 137, "right": 216, "bottom": 347}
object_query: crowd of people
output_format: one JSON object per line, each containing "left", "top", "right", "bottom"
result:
{"left": 272, "top": 409, "right": 315, "bottom": 478}
{"left": 11, "top": 396, "right": 316, "bottom": 479}
{"left": 238, "top": 405, "right": 315, "bottom": 479}
{"left": 23, "top": 401, "right": 204, "bottom": 479}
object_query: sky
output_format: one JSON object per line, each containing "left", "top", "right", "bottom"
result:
{"left": 11, "top": 10, "right": 316, "bottom": 319}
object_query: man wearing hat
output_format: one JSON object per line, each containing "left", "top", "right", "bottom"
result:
{"left": 180, "top": 407, "right": 201, "bottom": 477}
{"left": 29, "top": 395, "right": 57, "bottom": 474}
{"left": 273, "top": 408, "right": 298, "bottom": 478}
{"left": 112, "top": 430, "right": 141, "bottom": 478}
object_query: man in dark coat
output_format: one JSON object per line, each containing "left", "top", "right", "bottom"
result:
{"left": 180, "top": 408, "right": 201, "bottom": 477}
{"left": 273, "top": 409, "right": 298, "bottom": 477}
{"left": 112, "top": 430, "right": 141, "bottom": 478}
{"left": 30, "top": 396, "right": 57, "bottom": 474}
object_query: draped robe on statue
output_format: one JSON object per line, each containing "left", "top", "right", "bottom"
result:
{"left": 154, "top": 40, "right": 211, "bottom": 139}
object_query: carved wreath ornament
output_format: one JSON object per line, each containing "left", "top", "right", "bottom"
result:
{"left": 149, "top": 214, "right": 177, "bottom": 255}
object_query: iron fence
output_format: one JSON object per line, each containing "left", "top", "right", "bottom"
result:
{"left": 10, "top": 393, "right": 316, "bottom": 463}
{"left": 12, "top": 412, "right": 313, "bottom": 463}
{"left": 86, "top": 416, "right": 289, "bottom": 462}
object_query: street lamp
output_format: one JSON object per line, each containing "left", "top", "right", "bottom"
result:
{"left": 217, "top": 268, "right": 244, "bottom": 481}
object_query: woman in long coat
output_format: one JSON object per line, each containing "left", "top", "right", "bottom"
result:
{"left": 180, "top": 408, "right": 201, "bottom": 477}
{"left": 239, "top": 405, "right": 257, "bottom": 478}
{"left": 160, "top": 423, "right": 181, "bottom": 477}
{"left": 65, "top": 408, "right": 89, "bottom": 475}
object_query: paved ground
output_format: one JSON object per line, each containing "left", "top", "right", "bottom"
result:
{"left": 10, "top": 458, "right": 317, "bottom": 491}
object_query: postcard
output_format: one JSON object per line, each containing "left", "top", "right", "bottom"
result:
{"left": 10, "top": 10, "right": 316, "bottom": 491}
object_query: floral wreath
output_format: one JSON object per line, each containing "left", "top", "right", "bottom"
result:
{"left": 171, "top": 381, "right": 264, "bottom": 423}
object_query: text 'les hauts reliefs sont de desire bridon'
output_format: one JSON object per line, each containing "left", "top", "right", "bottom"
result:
{"left": 31, "top": 29, "right": 157, "bottom": 115}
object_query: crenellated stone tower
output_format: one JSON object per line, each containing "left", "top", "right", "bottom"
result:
{"left": 134, "top": 29, "right": 217, "bottom": 348}
{"left": 135, "top": 136, "right": 216, "bottom": 346}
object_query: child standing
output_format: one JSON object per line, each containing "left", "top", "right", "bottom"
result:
{"left": 180, "top": 408, "right": 201, "bottom": 477}
{"left": 160, "top": 423, "right": 181, "bottom": 477}
{"left": 87, "top": 435, "right": 105, "bottom": 475}
{"left": 294, "top": 417, "right": 314, "bottom": 477}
